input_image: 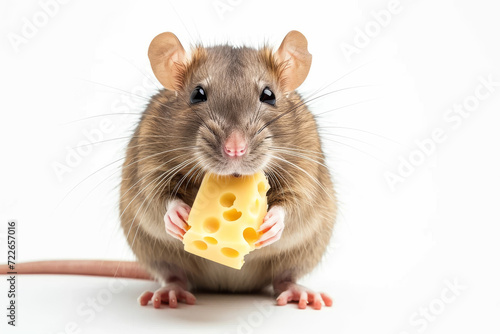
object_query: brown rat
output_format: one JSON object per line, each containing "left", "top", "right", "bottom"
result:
{"left": 1, "top": 31, "right": 337, "bottom": 310}
{"left": 119, "top": 30, "right": 336, "bottom": 309}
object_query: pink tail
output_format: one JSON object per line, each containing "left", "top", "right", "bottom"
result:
{"left": 0, "top": 260, "right": 152, "bottom": 280}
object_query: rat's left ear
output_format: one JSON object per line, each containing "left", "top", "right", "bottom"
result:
{"left": 274, "top": 30, "right": 312, "bottom": 92}
{"left": 148, "top": 32, "right": 188, "bottom": 91}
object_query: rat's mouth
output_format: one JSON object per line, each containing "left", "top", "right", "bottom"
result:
{"left": 204, "top": 157, "right": 263, "bottom": 176}
{"left": 197, "top": 136, "right": 271, "bottom": 177}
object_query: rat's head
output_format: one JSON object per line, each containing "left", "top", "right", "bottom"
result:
{"left": 147, "top": 31, "right": 312, "bottom": 176}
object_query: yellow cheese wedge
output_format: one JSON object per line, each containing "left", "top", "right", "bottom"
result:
{"left": 183, "top": 171, "right": 270, "bottom": 269}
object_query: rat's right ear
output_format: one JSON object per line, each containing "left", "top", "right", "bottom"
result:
{"left": 148, "top": 32, "right": 187, "bottom": 91}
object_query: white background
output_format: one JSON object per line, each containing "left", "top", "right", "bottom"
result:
{"left": 1, "top": 0, "right": 499, "bottom": 333}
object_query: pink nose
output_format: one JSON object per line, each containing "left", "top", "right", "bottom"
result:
{"left": 224, "top": 131, "right": 247, "bottom": 157}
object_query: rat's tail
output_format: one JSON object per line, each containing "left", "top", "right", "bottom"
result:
{"left": 0, "top": 260, "right": 152, "bottom": 280}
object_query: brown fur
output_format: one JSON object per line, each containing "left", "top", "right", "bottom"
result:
{"left": 120, "top": 42, "right": 337, "bottom": 292}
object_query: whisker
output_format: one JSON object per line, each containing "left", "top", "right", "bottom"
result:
{"left": 119, "top": 153, "right": 196, "bottom": 220}
{"left": 79, "top": 78, "right": 185, "bottom": 115}
{"left": 192, "top": 161, "right": 207, "bottom": 185}
{"left": 121, "top": 156, "right": 197, "bottom": 253}
{"left": 270, "top": 154, "right": 334, "bottom": 202}
{"left": 126, "top": 158, "right": 197, "bottom": 253}
{"left": 117, "top": 159, "right": 191, "bottom": 277}
{"left": 269, "top": 145, "right": 324, "bottom": 159}
{"left": 60, "top": 113, "right": 142, "bottom": 126}
{"left": 319, "top": 125, "right": 406, "bottom": 148}
{"left": 80, "top": 78, "right": 153, "bottom": 106}
{"left": 314, "top": 98, "right": 379, "bottom": 117}
{"left": 183, "top": 163, "right": 204, "bottom": 192}
{"left": 54, "top": 145, "right": 196, "bottom": 213}
{"left": 263, "top": 164, "right": 287, "bottom": 205}
{"left": 268, "top": 161, "right": 312, "bottom": 208}
{"left": 320, "top": 137, "right": 391, "bottom": 167}
{"left": 301, "top": 61, "right": 373, "bottom": 102}
{"left": 59, "top": 112, "right": 169, "bottom": 126}
{"left": 113, "top": 53, "right": 162, "bottom": 90}
{"left": 319, "top": 132, "right": 380, "bottom": 150}
{"left": 258, "top": 85, "right": 374, "bottom": 134}
{"left": 265, "top": 158, "right": 314, "bottom": 211}
{"left": 75, "top": 151, "right": 194, "bottom": 217}
{"left": 71, "top": 136, "right": 186, "bottom": 149}
{"left": 171, "top": 160, "right": 203, "bottom": 198}
{"left": 268, "top": 148, "right": 328, "bottom": 169}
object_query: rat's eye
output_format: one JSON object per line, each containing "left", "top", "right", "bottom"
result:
{"left": 259, "top": 87, "right": 276, "bottom": 106}
{"left": 190, "top": 86, "right": 207, "bottom": 104}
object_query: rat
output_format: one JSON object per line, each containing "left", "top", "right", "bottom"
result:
{"left": 1, "top": 31, "right": 337, "bottom": 310}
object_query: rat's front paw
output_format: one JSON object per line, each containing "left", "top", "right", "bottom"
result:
{"left": 256, "top": 206, "right": 285, "bottom": 248}
{"left": 164, "top": 199, "right": 191, "bottom": 241}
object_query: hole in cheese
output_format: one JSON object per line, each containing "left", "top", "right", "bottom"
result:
{"left": 223, "top": 208, "right": 242, "bottom": 221}
{"left": 258, "top": 181, "right": 267, "bottom": 197}
{"left": 243, "top": 227, "right": 259, "bottom": 244}
{"left": 193, "top": 240, "right": 208, "bottom": 250}
{"left": 203, "top": 217, "right": 220, "bottom": 233}
{"left": 249, "top": 199, "right": 259, "bottom": 215}
{"left": 220, "top": 192, "right": 236, "bottom": 207}
{"left": 221, "top": 247, "right": 239, "bottom": 258}
{"left": 204, "top": 236, "right": 218, "bottom": 245}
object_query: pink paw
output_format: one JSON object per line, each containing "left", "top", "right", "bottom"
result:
{"left": 138, "top": 283, "right": 196, "bottom": 308}
{"left": 256, "top": 206, "right": 285, "bottom": 248}
{"left": 164, "top": 199, "right": 191, "bottom": 241}
{"left": 275, "top": 282, "right": 333, "bottom": 310}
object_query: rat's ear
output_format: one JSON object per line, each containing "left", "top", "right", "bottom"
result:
{"left": 274, "top": 30, "right": 312, "bottom": 92}
{"left": 148, "top": 32, "right": 188, "bottom": 91}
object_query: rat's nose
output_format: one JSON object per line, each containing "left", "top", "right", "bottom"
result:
{"left": 224, "top": 131, "right": 247, "bottom": 157}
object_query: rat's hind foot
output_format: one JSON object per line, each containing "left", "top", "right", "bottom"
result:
{"left": 274, "top": 281, "right": 333, "bottom": 310}
{"left": 138, "top": 282, "right": 196, "bottom": 308}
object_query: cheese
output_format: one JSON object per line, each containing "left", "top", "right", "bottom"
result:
{"left": 183, "top": 171, "right": 270, "bottom": 269}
